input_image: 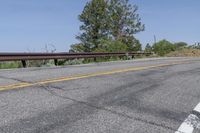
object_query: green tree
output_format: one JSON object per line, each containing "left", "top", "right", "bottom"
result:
{"left": 69, "top": 43, "right": 85, "bottom": 53}
{"left": 96, "top": 38, "right": 128, "bottom": 52}
{"left": 145, "top": 43, "right": 152, "bottom": 52}
{"left": 72, "top": 0, "right": 144, "bottom": 52}
{"left": 108, "top": 0, "right": 144, "bottom": 51}
{"left": 174, "top": 42, "right": 188, "bottom": 50}
{"left": 77, "top": 0, "right": 109, "bottom": 52}
{"left": 108, "top": 0, "right": 144, "bottom": 40}
{"left": 119, "top": 36, "right": 141, "bottom": 51}
{"left": 152, "top": 40, "right": 175, "bottom": 56}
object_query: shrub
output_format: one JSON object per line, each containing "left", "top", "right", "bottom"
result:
{"left": 152, "top": 40, "right": 175, "bottom": 56}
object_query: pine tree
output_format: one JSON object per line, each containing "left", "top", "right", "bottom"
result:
{"left": 73, "top": 0, "right": 144, "bottom": 52}
{"left": 108, "top": 0, "right": 144, "bottom": 40}
{"left": 77, "top": 0, "right": 109, "bottom": 52}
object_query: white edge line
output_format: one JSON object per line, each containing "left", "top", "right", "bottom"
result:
{"left": 194, "top": 103, "right": 200, "bottom": 113}
{"left": 175, "top": 102, "right": 200, "bottom": 133}
{"left": 176, "top": 121, "right": 194, "bottom": 133}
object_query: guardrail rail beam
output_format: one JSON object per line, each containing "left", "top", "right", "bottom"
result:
{"left": 0, "top": 52, "right": 152, "bottom": 68}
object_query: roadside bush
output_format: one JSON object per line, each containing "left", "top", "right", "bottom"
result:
{"left": 0, "top": 61, "right": 21, "bottom": 69}
{"left": 152, "top": 40, "right": 176, "bottom": 56}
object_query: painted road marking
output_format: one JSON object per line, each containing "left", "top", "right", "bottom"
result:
{"left": 175, "top": 114, "right": 196, "bottom": 133}
{"left": 0, "top": 61, "right": 195, "bottom": 92}
{"left": 175, "top": 103, "right": 200, "bottom": 133}
{"left": 194, "top": 103, "right": 200, "bottom": 113}
{"left": 176, "top": 123, "right": 193, "bottom": 133}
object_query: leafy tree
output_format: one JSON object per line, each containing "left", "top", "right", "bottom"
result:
{"left": 108, "top": 0, "right": 144, "bottom": 51}
{"left": 77, "top": 0, "right": 109, "bottom": 52}
{"left": 72, "top": 0, "right": 144, "bottom": 52}
{"left": 152, "top": 40, "right": 175, "bottom": 56}
{"left": 96, "top": 39, "right": 128, "bottom": 52}
{"left": 119, "top": 36, "right": 141, "bottom": 51}
{"left": 69, "top": 43, "right": 85, "bottom": 53}
{"left": 174, "top": 42, "right": 188, "bottom": 50}
{"left": 108, "top": 0, "right": 144, "bottom": 40}
{"left": 145, "top": 43, "right": 152, "bottom": 52}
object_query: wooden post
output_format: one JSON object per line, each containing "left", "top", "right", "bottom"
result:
{"left": 21, "top": 60, "right": 27, "bottom": 68}
{"left": 94, "top": 57, "right": 97, "bottom": 62}
{"left": 54, "top": 59, "right": 58, "bottom": 66}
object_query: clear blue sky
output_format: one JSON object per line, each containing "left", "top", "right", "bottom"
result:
{"left": 0, "top": 0, "right": 199, "bottom": 52}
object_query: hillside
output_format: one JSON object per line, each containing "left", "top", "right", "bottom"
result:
{"left": 167, "top": 49, "right": 200, "bottom": 57}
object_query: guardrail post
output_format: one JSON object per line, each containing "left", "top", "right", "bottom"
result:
{"left": 21, "top": 60, "right": 27, "bottom": 68}
{"left": 126, "top": 53, "right": 129, "bottom": 60}
{"left": 54, "top": 59, "right": 58, "bottom": 66}
{"left": 94, "top": 57, "right": 97, "bottom": 62}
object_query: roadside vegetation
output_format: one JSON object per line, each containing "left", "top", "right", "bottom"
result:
{"left": 167, "top": 47, "right": 200, "bottom": 57}
{"left": 0, "top": 62, "right": 22, "bottom": 69}
{"left": 145, "top": 40, "right": 200, "bottom": 57}
{"left": 1, "top": 0, "right": 199, "bottom": 69}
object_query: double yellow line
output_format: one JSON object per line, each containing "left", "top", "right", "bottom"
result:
{"left": 0, "top": 61, "right": 192, "bottom": 92}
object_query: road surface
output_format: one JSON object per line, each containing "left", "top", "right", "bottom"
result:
{"left": 0, "top": 57, "right": 200, "bottom": 133}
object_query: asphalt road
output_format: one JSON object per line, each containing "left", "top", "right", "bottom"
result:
{"left": 0, "top": 57, "right": 200, "bottom": 133}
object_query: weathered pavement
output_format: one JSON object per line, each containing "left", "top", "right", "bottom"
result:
{"left": 0, "top": 57, "right": 200, "bottom": 133}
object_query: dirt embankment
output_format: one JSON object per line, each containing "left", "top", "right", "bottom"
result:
{"left": 167, "top": 49, "right": 200, "bottom": 57}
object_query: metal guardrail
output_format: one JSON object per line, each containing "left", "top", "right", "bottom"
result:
{"left": 0, "top": 52, "right": 152, "bottom": 68}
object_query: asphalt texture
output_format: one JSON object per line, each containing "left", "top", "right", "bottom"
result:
{"left": 0, "top": 57, "right": 200, "bottom": 133}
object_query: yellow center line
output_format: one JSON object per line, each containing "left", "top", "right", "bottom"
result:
{"left": 0, "top": 61, "right": 194, "bottom": 92}
{"left": 0, "top": 82, "right": 30, "bottom": 88}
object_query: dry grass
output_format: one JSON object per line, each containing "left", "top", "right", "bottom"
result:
{"left": 167, "top": 49, "right": 200, "bottom": 57}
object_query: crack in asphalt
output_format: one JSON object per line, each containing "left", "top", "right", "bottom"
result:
{"left": 0, "top": 75, "right": 32, "bottom": 84}
{"left": 0, "top": 66, "right": 190, "bottom": 133}
{"left": 38, "top": 84, "right": 176, "bottom": 132}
